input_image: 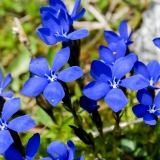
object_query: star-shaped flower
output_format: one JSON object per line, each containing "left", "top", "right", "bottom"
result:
{"left": 0, "top": 98, "right": 36, "bottom": 153}
{"left": 132, "top": 89, "right": 160, "bottom": 125}
{"left": 134, "top": 60, "right": 160, "bottom": 89}
{"left": 3, "top": 133, "right": 40, "bottom": 160}
{"left": 83, "top": 54, "right": 149, "bottom": 112}
{"left": 36, "top": 9, "right": 88, "bottom": 45}
{"left": 0, "top": 70, "right": 13, "bottom": 98}
{"left": 20, "top": 47, "right": 83, "bottom": 106}
{"left": 40, "top": 140, "right": 85, "bottom": 160}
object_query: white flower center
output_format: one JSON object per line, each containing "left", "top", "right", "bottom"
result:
{"left": 45, "top": 70, "right": 58, "bottom": 82}
{"left": 108, "top": 77, "right": 121, "bottom": 89}
{"left": 148, "top": 105, "right": 157, "bottom": 114}
{"left": 0, "top": 119, "right": 8, "bottom": 131}
{"left": 149, "top": 77, "right": 154, "bottom": 86}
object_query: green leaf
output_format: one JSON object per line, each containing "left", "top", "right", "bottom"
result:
{"left": 133, "top": 148, "right": 147, "bottom": 157}
{"left": 120, "top": 138, "right": 136, "bottom": 153}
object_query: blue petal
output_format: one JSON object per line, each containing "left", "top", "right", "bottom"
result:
{"left": 57, "top": 9, "right": 69, "bottom": 33}
{"left": 104, "top": 88, "right": 128, "bottom": 112}
{"left": 49, "top": 0, "right": 67, "bottom": 12}
{"left": 29, "top": 58, "right": 50, "bottom": 77}
{"left": 40, "top": 7, "right": 57, "bottom": 17}
{"left": 67, "top": 29, "right": 89, "bottom": 40}
{"left": 118, "top": 20, "right": 128, "bottom": 41}
{"left": 134, "top": 61, "right": 149, "bottom": 79}
{"left": 71, "top": 0, "right": 81, "bottom": 17}
{"left": 0, "top": 70, "right": 2, "bottom": 86}
{"left": 153, "top": 38, "right": 160, "bottom": 48}
{"left": 83, "top": 81, "right": 111, "bottom": 101}
{"left": 58, "top": 66, "right": 83, "bottom": 82}
{"left": 0, "top": 130, "right": 13, "bottom": 154}
{"left": 77, "top": 155, "right": 85, "bottom": 160}
{"left": 120, "top": 74, "right": 150, "bottom": 90}
{"left": 154, "top": 91, "right": 160, "bottom": 109}
{"left": 43, "top": 82, "right": 65, "bottom": 106}
{"left": 98, "top": 45, "right": 115, "bottom": 65}
{"left": 26, "top": 133, "right": 40, "bottom": 159}
{"left": 20, "top": 77, "right": 48, "bottom": 97}
{"left": 47, "top": 141, "right": 68, "bottom": 160}
{"left": 52, "top": 47, "right": 70, "bottom": 72}
{"left": 127, "top": 29, "right": 133, "bottom": 42}
{"left": 39, "top": 158, "right": 52, "bottom": 160}
{"left": 104, "top": 31, "right": 121, "bottom": 43}
{"left": 3, "top": 145, "right": 23, "bottom": 160}
{"left": 132, "top": 104, "right": 148, "bottom": 118}
{"left": 42, "top": 11, "right": 60, "bottom": 33}
{"left": 2, "top": 98, "right": 20, "bottom": 122}
{"left": 36, "top": 28, "right": 58, "bottom": 45}
{"left": 114, "top": 53, "right": 136, "bottom": 80}
{"left": 154, "top": 110, "right": 160, "bottom": 117}
{"left": 2, "top": 73, "right": 12, "bottom": 90}
{"left": 80, "top": 96, "right": 99, "bottom": 113}
{"left": 147, "top": 60, "right": 160, "bottom": 80}
{"left": 136, "top": 89, "right": 153, "bottom": 106}
{"left": 0, "top": 91, "right": 14, "bottom": 98}
{"left": 143, "top": 113, "right": 157, "bottom": 125}
{"left": 72, "top": 8, "right": 86, "bottom": 21}
{"left": 67, "top": 140, "right": 75, "bottom": 160}
{"left": 8, "top": 115, "right": 36, "bottom": 132}
{"left": 90, "top": 60, "right": 112, "bottom": 82}
{"left": 67, "top": 140, "right": 75, "bottom": 156}
{"left": 115, "top": 40, "right": 126, "bottom": 59}
{"left": 108, "top": 43, "right": 117, "bottom": 52}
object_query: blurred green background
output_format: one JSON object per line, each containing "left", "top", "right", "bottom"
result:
{"left": 2, "top": 0, "right": 160, "bottom": 160}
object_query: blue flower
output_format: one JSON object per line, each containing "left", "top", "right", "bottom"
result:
{"left": 104, "top": 20, "right": 133, "bottom": 47}
{"left": 153, "top": 37, "right": 160, "bottom": 49}
{"left": 98, "top": 40, "right": 127, "bottom": 67}
{"left": 36, "top": 9, "right": 88, "bottom": 45}
{"left": 20, "top": 47, "right": 84, "bottom": 106}
{"left": 0, "top": 70, "right": 13, "bottom": 98}
{"left": 132, "top": 89, "right": 160, "bottom": 125}
{"left": 83, "top": 54, "right": 150, "bottom": 112}
{"left": 134, "top": 61, "right": 160, "bottom": 89}
{"left": 0, "top": 98, "right": 36, "bottom": 154}
{"left": 80, "top": 96, "right": 99, "bottom": 114}
{"left": 40, "top": 0, "right": 86, "bottom": 25}
{"left": 3, "top": 133, "right": 40, "bottom": 160}
{"left": 40, "top": 140, "right": 85, "bottom": 160}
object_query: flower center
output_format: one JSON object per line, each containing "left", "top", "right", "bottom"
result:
{"left": 45, "top": 70, "right": 58, "bottom": 82}
{"left": 108, "top": 77, "right": 121, "bottom": 89}
{"left": 149, "top": 77, "right": 154, "bottom": 86}
{"left": 0, "top": 119, "right": 8, "bottom": 131}
{"left": 148, "top": 105, "right": 157, "bottom": 114}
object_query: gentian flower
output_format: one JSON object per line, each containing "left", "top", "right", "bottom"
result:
{"left": 36, "top": 9, "right": 88, "bottom": 45}
{"left": 132, "top": 89, "right": 160, "bottom": 125}
{"left": 0, "top": 98, "right": 36, "bottom": 153}
{"left": 98, "top": 40, "right": 127, "bottom": 67}
{"left": 80, "top": 96, "right": 99, "bottom": 114}
{"left": 20, "top": 47, "right": 83, "bottom": 106}
{"left": 40, "top": 140, "right": 85, "bottom": 160}
{"left": 0, "top": 70, "right": 13, "bottom": 98}
{"left": 134, "top": 61, "right": 160, "bottom": 89}
{"left": 83, "top": 53, "right": 149, "bottom": 112}
{"left": 40, "top": 0, "right": 86, "bottom": 25}
{"left": 104, "top": 20, "right": 133, "bottom": 47}
{"left": 3, "top": 133, "right": 40, "bottom": 160}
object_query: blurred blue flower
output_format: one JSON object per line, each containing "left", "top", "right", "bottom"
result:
{"left": 0, "top": 98, "right": 36, "bottom": 154}
{"left": 36, "top": 9, "right": 88, "bottom": 45}
{"left": 134, "top": 61, "right": 160, "bottom": 89}
{"left": 20, "top": 47, "right": 83, "bottom": 106}
{"left": 40, "top": 0, "right": 86, "bottom": 25}
{"left": 3, "top": 133, "right": 40, "bottom": 160}
{"left": 40, "top": 140, "right": 85, "bottom": 160}
{"left": 83, "top": 53, "right": 150, "bottom": 112}
{"left": 0, "top": 70, "right": 13, "bottom": 98}
{"left": 132, "top": 89, "right": 160, "bottom": 125}
{"left": 104, "top": 20, "right": 133, "bottom": 48}
{"left": 153, "top": 37, "right": 160, "bottom": 49}
{"left": 80, "top": 96, "right": 99, "bottom": 114}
